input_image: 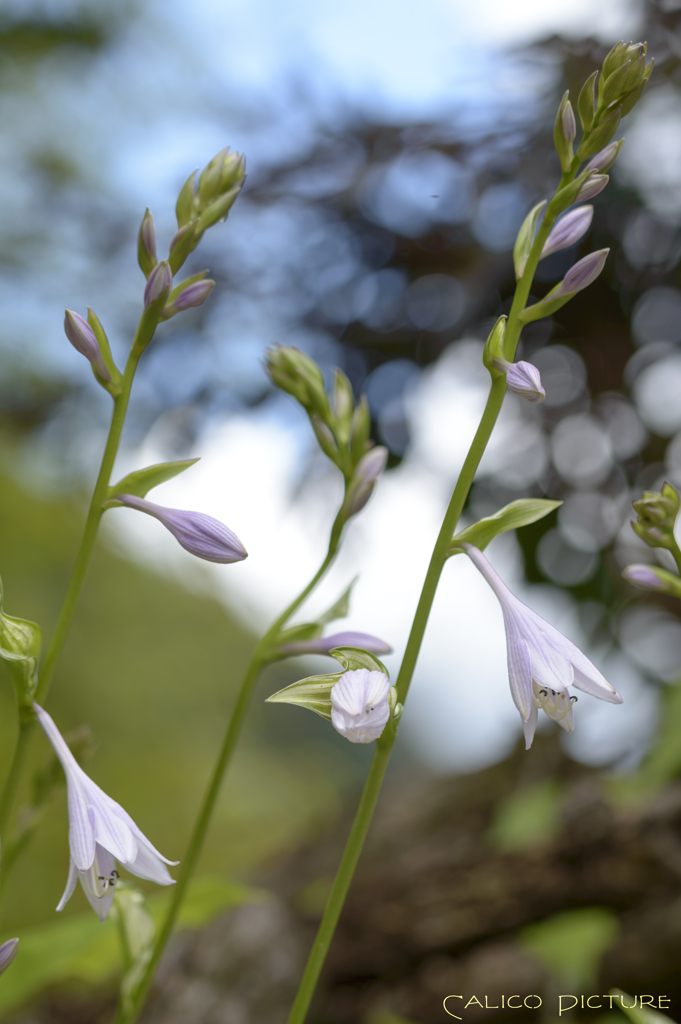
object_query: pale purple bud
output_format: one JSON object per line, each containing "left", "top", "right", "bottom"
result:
{"left": 143, "top": 260, "right": 173, "bottom": 308}
{"left": 541, "top": 206, "right": 594, "bottom": 258}
{"left": 164, "top": 279, "right": 215, "bottom": 317}
{"left": 346, "top": 446, "right": 389, "bottom": 517}
{"left": 562, "top": 101, "right": 576, "bottom": 145}
{"left": 493, "top": 358, "right": 545, "bottom": 404}
{"left": 117, "top": 495, "right": 247, "bottom": 563}
{"left": 64, "top": 310, "right": 110, "bottom": 381}
{"left": 278, "top": 631, "right": 392, "bottom": 657}
{"left": 575, "top": 174, "right": 609, "bottom": 203}
{"left": 0, "top": 939, "right": 18, "bottom": 975}
{"left": 622, "top": 563, "right": 681, "bottom": 596}
{"left": 553, "top": 249, "right": 609, "bottom": 299}
{"left": 585, "top": 140, "right": 623, "bottom": 175}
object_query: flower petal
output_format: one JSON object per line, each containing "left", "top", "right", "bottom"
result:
{"left": 66, "top": 783, "right": 96, "bottom": 871}
{"left": 522, "top": 703, "right": 538, "bottom": 750}
{"left": 502, "top": 612, "right": 533, "bottom": 721}
{"left": 56, "top": 857, "right": 79, "bottom": 912}
{"left": 536, "top": 620, "right": 622, "bottom": 703}
{"left": 126, "top": 841, "right": 177, "bottom": 885}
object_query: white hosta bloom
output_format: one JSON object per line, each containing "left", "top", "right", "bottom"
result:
{"left": 331, "top": 669, "right": 390, "bottom": 743}
{"left": 462, "top": 545, "right": 622, "bottom": 748}
{"left": 34, "top": 704, "right": 177, "bottom": 921}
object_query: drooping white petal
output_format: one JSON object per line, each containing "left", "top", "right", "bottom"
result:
{"left": 126, "top": 840, "right": 176, "bottom": 885}
{"left": 85, "top": 785, "right": 137, "bottom": 864}
{"left": 56, "top": 858, "right": 79, "bottom": 912}
{"left": 522, "top": 703, "right": 538, "bottom": 750}
{"left": 536, "top": 619, "right": 622, "bottom": 703}
{"left": 502, "top": 612, "right": 533, "bottom": 721}
{"left": 66, "top": 784, "right": 97, "bottom": 871}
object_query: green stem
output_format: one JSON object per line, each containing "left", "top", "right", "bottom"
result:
{"left": 285, "top": 158, "right": 586, "bottom": 1023}
{"left": 118, "top": 511, "right": 347, "bottom": 1024}
{"left": 0, "top": 321, "right": 151, "bottom": 838}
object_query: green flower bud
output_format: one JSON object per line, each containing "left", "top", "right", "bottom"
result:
{"left": 168, "top": 221, "right": 199, "bottom": 275}
{"left": 176, "top": 169, "right": 199, "bottom": 228}
{"left": 631, "top": 483, "right": 681, "bottom": 550}
{"left": 602, "top": 40, "right": 630, "bottom": 81}
{"left": 332, "top": 369, "right": 355, "bottom": 444}
{"left": 196, "top": 185, "right": 242, "bottom": 233}
{"left": 577, "top": 71, "right": 598, "bottom": 133}
{"left": 137, "top": 208, "right": 157, "bottom": 279}
{"left": 349, "top": 395, "right": 371, "bottom": 465}
{"left": 600, "top": 60, "right": 630, "bottom": 109}
{"left": 483, "top": 315, "right": 507, "bottom": 374}
{"left": 266, "top": 347, "right": 332, "bottom": 423}
{"left": 577, "top": 105, "right": 621, "bottom": 162}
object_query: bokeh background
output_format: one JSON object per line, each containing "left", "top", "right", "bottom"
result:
{"left": 1, "top": 0, "right": 681, "bottom": 1020}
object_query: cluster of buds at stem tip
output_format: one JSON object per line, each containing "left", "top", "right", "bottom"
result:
{"left": 167, "top": 148, "right": 246, "bottom": 274}
{"left": 622, "top": 563, "right": 681, "bottom": 598}
{"left": 631, "top": 482, "right": 681, "bottom": 551}
{"left": 64, "top": 309, "right": 122, "bottom": 397}
{"left": 572, "top": 41, "right": 652, "bottom": 161}
{"left": 266, "top": 346, "right": 386, "bottom": 494}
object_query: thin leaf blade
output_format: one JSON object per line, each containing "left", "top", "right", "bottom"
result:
{"left": 450, "top": 499, "right": 562, "bottom": 554}
{"left": 108, "top": 459, "right": 200, "bottom": 501}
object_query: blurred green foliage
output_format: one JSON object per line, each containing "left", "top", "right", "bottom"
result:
{"left": 520, "top": 907, "right": 619, "bottom": 988}
{"left": 488, "top": 778, "right": 563, "bottom": 851}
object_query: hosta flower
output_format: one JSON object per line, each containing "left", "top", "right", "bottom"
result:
{"left": 462, "top": 544, "right": 622, "bottom": 748}
{"left": 330, "top": 669, "right": 391, "bottom": 744}
{"left": 35, "top": 703, "right": 177, "bottom": 921}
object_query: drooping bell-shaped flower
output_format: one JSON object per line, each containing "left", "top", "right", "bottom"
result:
{"left": 117, "top": 495, "right": 247, "bottom": 564}
{"left": 34, "top": 704, "right": 177, "bottom": 921}
{"left": 330, "top": 669, "right": 391, "bottom": 744}
{"left": 462, "top": 544, "right": 622, "bottom": 748}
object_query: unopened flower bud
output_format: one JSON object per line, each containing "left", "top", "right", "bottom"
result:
{"left": 584, "top": 140, "right": 623, "bottom": 175}
{"left": 622, "top": 564, "right": 681, "bottom": 596}
{"left": 332, "top": 369, "right": 354, "bottom": 443}
{"left": 541, "top": 206, "right": 593, "bottom": 259}
{"left": 143, "top": 260, "right": 173, "bottom": 308}
{"left": 601, "top": 60, "right": 631, "bottom": 108}
{"left": 0, "top": 939, "right": 18, "bottom": 975}
{"left": 577, "top": 71, "right": 598, "bottom": 133}
{"left": 198, "top": 148, "right": 246, "bottom": 211}
{"left": 311, "top": 416, "right": 338, "bottom": 460}
{"left": 575, "top": 174, "right": 609, "bottom": 203}
{"left": 196, "top": 185, "right": 242, "bottom": 233}
{"left": 137, "top": 208, "right": 157, "bottom": 279}
{"left": 64, "top": 310, "right": 110, "bottom": 381}
{"left": 493, "top": 358, "right": 545, "bottom": 404}
{"left": 168, "top": 222, "right": 199, "bottom": 274}
{"left": 266, "top": 347, "right": 332, "bottom": 422}
{"left": 350, "top": 395, "right": 371, "bottom": 464}
{"left": 553, "top": 249, "right": 609, "bottom": 299}
{"left": 632, "top": 483, "right": 680, "bottom": 551}
{"left": 577, "top": 106, "right": 621, "bottom": 162}
{"left": 482, "top": 315, "right": 507, "bottom": 374}
{"left": 554, "top": 91, "right": 576, "bottom": 172}
{"left": 278, "top": 631, "right": 392, "bottom": 657}
{"left": 176, "top": 169, "right": 199, "bottom": 228}
{"left": 162, "top": 279, "right": 215, "bottom": 319}
{"left": 331, "top": 669, "right": 391, "bottom": 743}
{"left": 117, "top": 495, "right": 247, "bottom": 563}
{"left": 344, "top": 446, "right": 388, "bottom": 518}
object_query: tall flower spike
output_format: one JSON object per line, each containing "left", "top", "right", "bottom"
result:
{"left": 462, "top": 544, "right": 622, "bottom": 748}
{"left": 330, "top": 669, "right": 391, "bottom": 744}
{"left": 116, "top": 495, "right": 247, "bottom": 564}
{"left": 34, "top": 704, "right": 177, "bottom": 921}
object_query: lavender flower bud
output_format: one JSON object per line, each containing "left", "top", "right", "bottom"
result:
{"left": 541, "top": 207, "right": 594, "bottom": 259}
{"left": 137, "top": 208, "right": 157, "bottom": 279}
{"left": 553, "top": 249, "right": 609, "bottom": 299}
{"left": 493, "top": 359, "right": 545, "bottom": 404}
{"left": 585, "top": 140, "right": 624, "bottom": 175}
{"left": 117, "top": 495, "right": 247, "bottom": 563}
{"left": 575, "top": 174, "right": 609, "bottom": 203}
{"left": 278, "top": 631, "right": 392, "bottom": 657}
{"left": 0, "top": 939, "right": 18, "bottom": 975}
{"left": 143, "top": 260, "right": 173, "bottom": 308}
{"left": 622, "top": 564, "right": 681, "bottom": 596}
{"left": 64, "top": 310, "right": 110, "bottom": 381}
{"left": 162, "top": 279, "right": 215, "bottom": 319}
{"left": 344, "top": 446, "right": 388, "bottom": 518}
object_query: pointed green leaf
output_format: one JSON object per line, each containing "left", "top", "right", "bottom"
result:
{"left": 265, "top": 673, "right": 342, "bottom": 721}
{"left": 274, "top": 623, "right": 323, "bottom": 647}
{"left": 0, "top": 577, "right": 41, "bottom": 704}
{"left": 329, "top": 646, "right": 389, "bottom": 676}
{"left": 449, "top": 499, "right": 562, "bottom": 554}
{"left": 513, "top": 200, "right": 546, "bottom": 280}
{"left": 108, "top": 459, "right": 200, "bottom": 501}
{"left": 316, "top": 576, "right": 358, "bottom": 626}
